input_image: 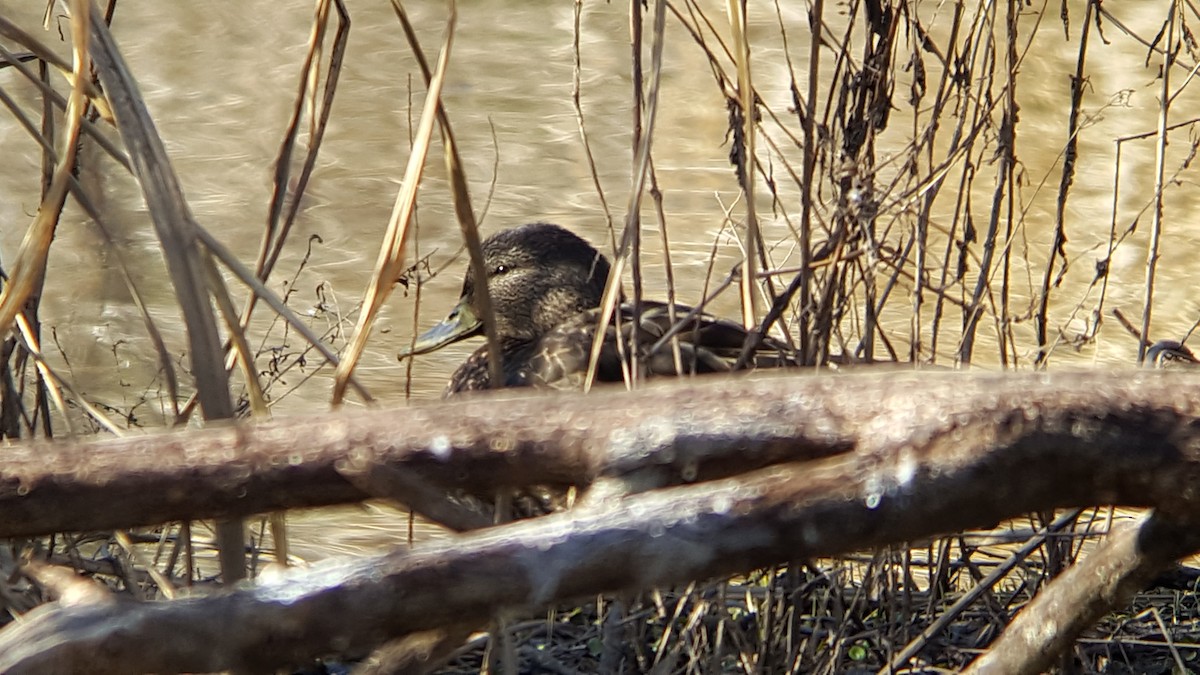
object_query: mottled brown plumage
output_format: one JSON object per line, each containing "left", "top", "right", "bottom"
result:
{"left": 399, "top": 222, "right": 797, "bottom": 396}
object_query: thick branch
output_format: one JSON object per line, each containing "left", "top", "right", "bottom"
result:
{"left": 1, "top": 371, "right": 1199, "bottom": 537}
{"left": 5, "top": 370, "right": 1200, "bottom": 671}
{"left": 4, "top": 372, "right": 856, "bottom": 536}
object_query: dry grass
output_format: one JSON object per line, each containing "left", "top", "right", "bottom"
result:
{"left": 2, "top": 0, "right": 1200, "bottom": 672}
{"left": 429, "top": 511, "right": 1200, "bottom": 674}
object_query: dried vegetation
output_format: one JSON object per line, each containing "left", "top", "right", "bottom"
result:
{"left": 1, "top": 0, "right": 1200, "bottom": 673}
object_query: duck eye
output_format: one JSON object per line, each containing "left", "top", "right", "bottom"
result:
{"left": 493, "top": 264, "right": 509, "bottom": 275}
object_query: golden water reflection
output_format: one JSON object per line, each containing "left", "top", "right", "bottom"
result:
{"left": 0, "top": 2, "right": 1196, "bottom": 560}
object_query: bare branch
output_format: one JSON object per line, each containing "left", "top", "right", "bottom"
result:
{"left": 3, "top": 371, "right": 1200, "bottom": 672}
{"left": 2, "top": 371, "right": 1200, "bottom": 537}
{"left": 965, "top": 511, "right": 1200, "bottom": 675}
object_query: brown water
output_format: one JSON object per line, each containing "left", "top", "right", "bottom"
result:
{"left": 1, "top": 2, "right": 1198, "bottom": 560}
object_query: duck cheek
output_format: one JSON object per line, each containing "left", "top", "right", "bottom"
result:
{"left": 497, "top": 312, "right": 538, "bottom": 342}
{"left": 538, "top": 288, "right": 589, "bottom": 326}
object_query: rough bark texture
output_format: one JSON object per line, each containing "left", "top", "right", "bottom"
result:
{"left": 4, "top": 371, "right": 858, "bottom": 537}
{"left": 4, "top": 372, "right": 1200, "bottom": 671}
{"left": 4, "top": 370, "right": 1200, "bottom": 538}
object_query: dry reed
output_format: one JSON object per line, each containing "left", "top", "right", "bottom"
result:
{"left": 1, "top": 1, "right": 1200, "bottom": 673}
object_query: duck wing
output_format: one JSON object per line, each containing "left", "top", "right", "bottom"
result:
{"left": 526, "top": 301, "right": 797, "bottom": 389}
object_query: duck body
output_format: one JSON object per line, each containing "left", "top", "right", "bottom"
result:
{"left": 400, "top": 222, "right": 796, "bottom": 396}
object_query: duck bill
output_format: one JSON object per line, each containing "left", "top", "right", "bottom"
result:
{"left": 399, "top": 297, "right": 483, "bottom": 358}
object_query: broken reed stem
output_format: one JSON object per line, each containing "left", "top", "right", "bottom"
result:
{"left": 391, "top": 0, "right": 502, "bottom": 391}
{"left": 1137, "top": 2, "right": 1176, "bottom": 364}
{"left": 726, "top": 0, "right": 759, "bottom": 331}
{"left": 1035, "top": 0, "right": 1094, "bottom": 367}
{"left": 572, "top": 0, "right": 615, "bottom": 240}
{"left": 87, "top": 6, "right": 246, "bottom": 581}
{"left": 627, "top": 0, "right": 645, "bottom": 389}
{"left": 0, "top": 2, "right": 89, "bottom": 340}
{"left": 330, "top": 0, "right": 456, "bottom": 404}
{"left": 582, "top": 0, "right": 667, "bottom": 392}
{"left": 244, "top": 0, "right": 348, "bottom": 361}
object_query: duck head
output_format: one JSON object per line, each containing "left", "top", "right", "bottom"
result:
{"left": 402, "top": 222, "right": 611, "bottom": 355}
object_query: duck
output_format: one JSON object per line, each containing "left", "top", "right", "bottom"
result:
{"left": 1145, "top": 339, "right": 1199, "bottom": 368}
{"left": 399, "top": 222, "right": 797, "bottom": 396}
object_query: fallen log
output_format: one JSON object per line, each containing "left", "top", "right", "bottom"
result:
{"left": 0, "top": 370, "right": 858, "bottom": 537}
{"left": 1, "top": 370, "right": 1198, "bottom": 537}
{"left": 4, "top": 370, "right": 1200, "bottom": 672}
